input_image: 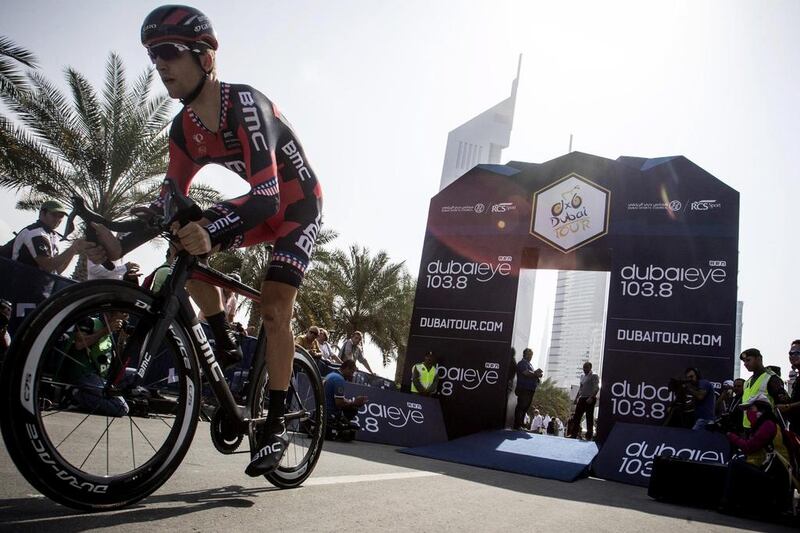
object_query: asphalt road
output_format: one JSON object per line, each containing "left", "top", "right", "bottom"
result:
{"left": 0, "top": 421, "right": 794, "bottom": 532}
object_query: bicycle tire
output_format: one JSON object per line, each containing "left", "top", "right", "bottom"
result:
{"left": 249, "top": 346, "right": 325, "bottom": 488}
{"left": 0, "top": 281, "right": 201, "bottom": 511}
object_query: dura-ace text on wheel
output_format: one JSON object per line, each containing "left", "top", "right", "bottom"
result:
{"left": 0, "top": 281, "right": 200, "bottom": 511}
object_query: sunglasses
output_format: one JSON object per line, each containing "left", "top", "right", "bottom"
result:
{"left": 147, "top": 42, "right": 198, "bottom": 63}
{"left": 790, "top": 351, "right": 800, "bottom": 357}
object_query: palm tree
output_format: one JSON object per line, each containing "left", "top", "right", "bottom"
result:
{"left": 318, "top": 245, "right": 415, "bottom": 366}
{"left": 530, "top": 377, "right": 573, "bottom": 423}
{"left": 0, "top": 36, "right": 37, "bottom": 96}
{"left": 0, "top": 51, "right": 219, "bottom": 279}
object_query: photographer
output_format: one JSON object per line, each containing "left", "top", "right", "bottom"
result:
{"left": 683, "top": 367, "right": 716, "bottom": 430}
{"left": 323, "top": 360, "right": 367, "bottom": 441}
{"left": 720, "top": 393, "right": 793, "bottom": 517}
{"left": 664, "top": 376, "right": 696, "bottom": 429}
{"left": 61, "top": 312, "right": 130, "bottom": 417}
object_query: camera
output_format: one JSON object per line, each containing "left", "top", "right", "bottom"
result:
{"left": 667, "top": 377, "right": 689, "bottom": 394}
{"left": 705, "top": 413, "right": 736, "bottom": 433}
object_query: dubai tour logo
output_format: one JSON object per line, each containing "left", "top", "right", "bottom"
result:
{"left": 530, "top": 173, "right": 610, "bottom": 253}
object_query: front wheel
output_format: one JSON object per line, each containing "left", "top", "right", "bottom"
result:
{"left": 0, "top": 281, "right": 201, "bottom": 511}
{"left": 249, "top": 347, "right": 325, "bottom": 488}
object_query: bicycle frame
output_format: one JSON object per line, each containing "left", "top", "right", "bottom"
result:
{"left": 124, "top": 251, "right": 263, "bottom": 433}
{"left": 65, "top": 184, "right": 307, "bottom": 435}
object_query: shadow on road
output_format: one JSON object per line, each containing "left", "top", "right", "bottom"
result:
{"left": 323, "top": 440, "right": 797, "bottom": 532}
{"left": 0, "top": 484, "right": 277, "bottom": 531}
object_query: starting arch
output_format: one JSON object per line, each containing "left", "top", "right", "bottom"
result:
{"left": 402, "top": 151, "right": 739, "bottom": 440}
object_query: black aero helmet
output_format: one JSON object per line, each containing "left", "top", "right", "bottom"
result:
{"left": 141, "top": 5, "right": 218, "bottom": 50}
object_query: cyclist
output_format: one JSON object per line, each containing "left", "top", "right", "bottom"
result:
{"left": 87, "top": 4, "right": 322, "bottom": 478}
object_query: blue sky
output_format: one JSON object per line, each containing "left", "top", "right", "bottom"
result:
{"left": 1, "top": 0, "right": 799, "bottom": 378}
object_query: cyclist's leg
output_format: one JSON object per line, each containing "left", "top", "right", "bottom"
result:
{"left": 185, "top": 279, "right": 224, "bottom": 315}
{"left": 246, "top": 196, "right": 321, "bottom": 477}
{"left": 261, "top": 281, "right": 297, "bottom": 391}
{"left": 186, "top": 256, "right": 241, "bottom": 368}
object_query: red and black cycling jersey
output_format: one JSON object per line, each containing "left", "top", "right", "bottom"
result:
{"left": 154, "top": 82, "right": 321, "bottom": 249}
{"left": 147, "top": 82, "right": 322, "bottom": 287}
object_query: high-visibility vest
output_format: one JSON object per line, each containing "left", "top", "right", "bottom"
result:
{"left": 742, "top": 369, "right": 775, "bottom": 429}
{"left": 411, "top": 363, "right": 437, "bottom": 393}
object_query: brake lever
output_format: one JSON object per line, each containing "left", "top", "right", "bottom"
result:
{"left": 63, "top": 211, "right": 76, "bottom": 240}
{"left": 62, "top": 196, "right": 84, "bottom": 241}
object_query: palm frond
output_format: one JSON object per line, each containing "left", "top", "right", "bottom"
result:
{"left": 0, "top": 116, "right": 70, "bottom": 191}
{"left": 0, "top": 36, "right": 38, "bottom": 95}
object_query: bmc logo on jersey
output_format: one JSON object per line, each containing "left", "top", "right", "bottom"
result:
{"left": 237, "top": 91, "right": 268, "bottom": 153}
{"left": 295, "top": 213, "right": 321, "bottom": 257}
{"left": 281, "top": 140, "right": 312, "bottom": 182}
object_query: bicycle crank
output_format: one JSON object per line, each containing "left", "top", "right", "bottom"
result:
{"left": 210, "top": 409, "right": 244, "bottom": 454}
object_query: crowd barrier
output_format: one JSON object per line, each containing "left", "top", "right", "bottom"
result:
{"left": 343, "top": 382, "right": 448, "bottom": 447}
{"left": 0, "top": 257, "right": 76, "bottom": 339}
{"left": 591, "top": 422, "right": 731, "bottom": 487}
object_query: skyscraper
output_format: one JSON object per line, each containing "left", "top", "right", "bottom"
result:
{"left": 545, "top": 270, "right": 609, "bottom": 389}
{"left": 439, "top": 56, "right": 521, "bottom": 191}
{"left": 438, "top": 56, "right": 533, "bottom": 355}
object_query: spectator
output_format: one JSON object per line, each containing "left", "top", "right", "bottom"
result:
{"left": 740, "top": 348, "right": 791, "bottom": 432}
{"left": 716, "top": 379, "right": 735, "bottom": 417}
{"left": 714, "top": 378, "right": 746, "bottom": 435}
{"left": 340, "top": 330, "right": 373, "bottom": 374}
{"left": 317, "top": 328, "right": 340, "bottom": 364}
{"left": 721, "top": 393, "right": 793, "bottom": 516}
{"left": 778, "top": 340, "right": 800, "bottom": 430}
{"left": 324, "top": 360, "right": 367, "bottom": 441}
{"left": 143, "top": 249, "right": 174, "bottom": 292}
{"left": 411, "top": 351, "right": 438, "bottom": 396}
{"left": 11, "top": 200, "right": 88, "bottom": 275}
{"left": 87, "top": 250, "right": 140, "bottom": 282}
{"left": 531, "top": 409, "right": 545, "bottom": 433}
{"left": 512, "top": 348, "right": 540, "bottom": 430}
{"left": 222, "top": 273, "right": 240, "bottom": 323}
{"left": 60, "top": 312, "right": 130, "bottom": 417}
{"left": 294, "top": 326, "right": 322, "bottom": 358}
{"left": 569, "top": 361, "right": 600, "bottom": 439}
{"left": 546, "top": 416, "right": 556, "bottom": 435}
{"left": 0, "top": 299, "right": 12, "bottom": 359}
{"left": 555, "top": 417, "right": 565, "bottom": 437}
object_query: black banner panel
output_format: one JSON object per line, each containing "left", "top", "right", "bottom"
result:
{"left": 404, "top": 153, "right": 739, "bottom": 444}
{"left": 343, "top": 383, "right": 448, "bottom": 447}
{"left": 592, "top": 422, "right": 730, "bottom": 487}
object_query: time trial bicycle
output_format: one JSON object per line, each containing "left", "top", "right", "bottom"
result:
{"left": 0, "top": 183, "right": 325, "bottom": 511}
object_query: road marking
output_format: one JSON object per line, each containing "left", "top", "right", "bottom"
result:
{"left": 305, "top": 471, "right": 440, "bottom": 486}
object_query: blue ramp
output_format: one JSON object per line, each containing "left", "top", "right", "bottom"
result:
{"left": 400, "top": 430, "right": 598, "bottom": 482}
